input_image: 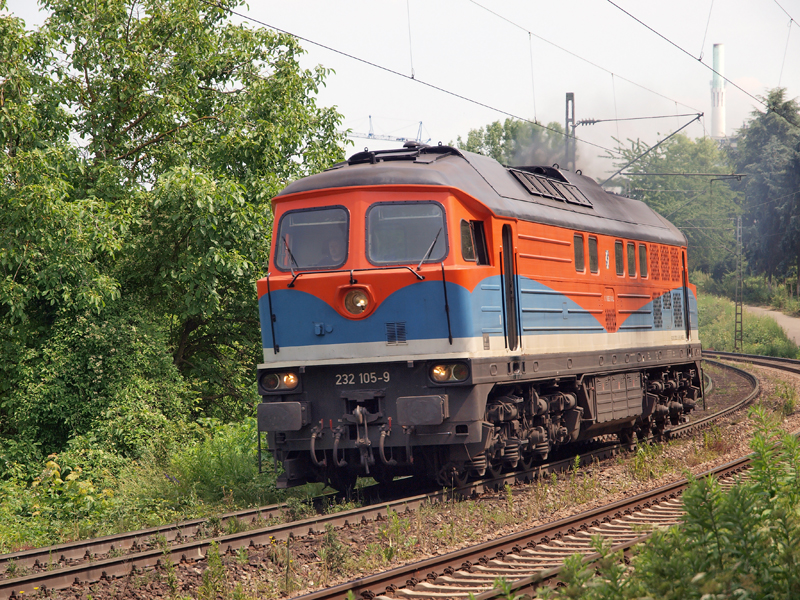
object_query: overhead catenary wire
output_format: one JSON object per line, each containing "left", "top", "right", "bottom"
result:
{"left": 600, "top": 114, "right": 703, "bottom": 186}
{"left": 406, "top": 0, "right": 415, "bottom": 79}
{"left": 604, "top": 0, "right": 766, "bottom": 108}
{"left": 698, "top": 0, "right": 715, "bottom": 61}
{"left": 197, "top": 0, "right": 622, "bottom": 156}
{"left": 779, "top": 18, "right": 793, "bottom": 87}
{"left": 468, "top": 0, "right": 702, "bottom": 114}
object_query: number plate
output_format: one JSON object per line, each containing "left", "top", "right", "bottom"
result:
{"left": 335, "top": 371, "right": 391, "bottom": 385}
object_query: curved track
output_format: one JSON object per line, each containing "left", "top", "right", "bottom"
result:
{"left": 0, "top": 358, "right": 758, "bottom": 600}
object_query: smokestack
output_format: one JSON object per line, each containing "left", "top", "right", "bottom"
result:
{"left": 711, "top": 44, "right": 726, "bottom": 138}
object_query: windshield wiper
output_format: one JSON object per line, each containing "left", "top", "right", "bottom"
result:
{"left": 417, "top": 227, "right": 443, "bottom": 271}
{"left": 282, "top": 236, "right": 300, "bottom": 277}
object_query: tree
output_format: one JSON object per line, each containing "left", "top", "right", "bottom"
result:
{"left": 456, "top": 118, "right": 568, "bottom": 166}
{"left": 730, "top": 88, "right": 800, "bottom": 287}
{"left": 612, "top": 134, "right": 740, "bottom": 277}
{"left": 1, "top": 0, "right": 346, "bottom": 457}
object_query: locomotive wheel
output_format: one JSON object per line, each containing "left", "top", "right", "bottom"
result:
{"left": 520, "top": 452, "right": 539, "bottom": 471}
{"left": 486, "top": 454, "right": 504, "bottom": 479}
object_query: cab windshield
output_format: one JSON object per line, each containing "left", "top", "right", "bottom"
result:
{"left": 367, "top": 202, "right": 447, "bottom": 265}
{"left": 274, "top": 207, "right": 349, "bottom": 271}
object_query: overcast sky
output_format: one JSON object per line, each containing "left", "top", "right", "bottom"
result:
{"left": 6, "top": 0, "right": 800, "bottom": 178}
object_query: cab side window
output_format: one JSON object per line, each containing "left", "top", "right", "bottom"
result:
{"left": 461, "top": 219, "right": 490, "bottom": 265}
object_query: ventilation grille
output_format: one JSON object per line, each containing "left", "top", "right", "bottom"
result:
{"left": 604, "top": 309, "right": 617, "bottom": 333}
{"left": 385, "top": 322, "right": 407, "bottom": 345}
{"left": 651, "top": 246, "right": 661, "bottom": 281}
{"left": 670, "top": 248, "right": 680, "bottom": 281}
{"left": 662, "top": 292, "right": 672, "bottom": 310}
{"left": 672, "top": 293, "right": 683, "bottom": 329}
{"left": 653, "top": 295, "right": 663, "bottom": 329}
{"left": 660, "top": 246, "right": 670, "bottom": 280}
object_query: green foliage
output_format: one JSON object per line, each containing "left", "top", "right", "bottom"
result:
{"left": 318, "top": 524, "right": 350, "bottom": 583}
{"left": 1, "top": 0, "right": 346, "bottom": 475}
{"left": 456, "top": 118, "right": 567, "bottom": 166}
{"left": 126, "top": 417, "right": 278, "bottom": 508}
{"left": 198, "top": 541, "right": 227, "bottom": 600}
{"left": 7, "top": 300, "right": 194, "bottom": 454}
{"left": 732, "top": 88, "right": 800, "bottom": 281}
{"left": 697, "top": 294, "right": 799, "bottom": 357}
{"left": 535, "top": 405, "right": 800, "bottom": 599}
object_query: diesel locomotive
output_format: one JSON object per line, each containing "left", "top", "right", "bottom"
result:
{"left": 256, "top": 143, "right": 702, "bottom": 490}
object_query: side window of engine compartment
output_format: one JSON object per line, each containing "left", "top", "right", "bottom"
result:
{"left": 274, "top": 206, "right": 349, "bottom": 271}
{"left": 367, "top": 202, "right": 447, "bottom": 265}
{"left": 574, "top": 234, "right": 585, "bottom": 272}
{"left": 589, "top": 237, "right": 598, "bottom": 273}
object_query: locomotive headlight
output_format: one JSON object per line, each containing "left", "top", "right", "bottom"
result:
{"left": 344, "top": 289, "right": 369, "bottom": 315}
{"left": 430, "top": 363, "right": 469, "bottom": 383}
{"left": 431, "top": 365, "right": 452, "bottom": 382}
{"left": 282, "top": 372, "right": 299, "bottom": 389}
{"left": 260, "top": 371, "right": 300, "bottom": 392}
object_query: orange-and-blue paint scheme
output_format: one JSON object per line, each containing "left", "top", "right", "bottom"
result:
{"left": 256, "top": 144, "right": 703, "bottom": 490}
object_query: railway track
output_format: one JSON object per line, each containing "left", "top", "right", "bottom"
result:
{"left": 0, "top": 358, "right": 758, "bottom": 599}
{"left": 303, "top": 457, "right": 751, "bottom": 600}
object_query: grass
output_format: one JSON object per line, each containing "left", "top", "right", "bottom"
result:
{"left": 697, "top": 294, "right": 800, "bottom": 357}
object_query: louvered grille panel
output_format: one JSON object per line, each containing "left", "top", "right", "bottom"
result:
{"left": 660, "top": 246, "right": 670, "bottom": 280}
{"left": 385, "top": 322, "right": 407, "bottom": 345}
{"left": 669, "top": 248, "right": 678, "bottom": 280}
{"left": 673, "top": 293, "right": 683, "bottom": 329}
{"left": 651, "top": 246, "right": 661, "bottom": 281}
{"left": 653, "top": 295, "right": 662, "bottom": 328}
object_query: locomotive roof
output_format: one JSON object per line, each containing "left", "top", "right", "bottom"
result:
{"left": 278, "top": 144, "right": 687, "bottom": 247}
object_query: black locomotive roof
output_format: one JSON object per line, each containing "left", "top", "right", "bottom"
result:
{"left": 278, "top": 144, "right": 686, "bottom": 246}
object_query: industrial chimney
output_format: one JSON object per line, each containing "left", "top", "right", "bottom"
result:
{"left": 711, "top": 44, "right": 726, "bottom": 138}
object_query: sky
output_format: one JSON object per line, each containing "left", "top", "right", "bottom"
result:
{"left": 6, "top": 0, "right": 800, "bottom": 179}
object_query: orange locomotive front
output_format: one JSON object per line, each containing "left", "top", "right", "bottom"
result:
{"left": 256, "top": 144, "right": 702, "bottom": 490}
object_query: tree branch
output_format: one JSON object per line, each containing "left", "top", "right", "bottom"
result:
{"left": 114, "top": 115, "right": 221, "bottom": 161}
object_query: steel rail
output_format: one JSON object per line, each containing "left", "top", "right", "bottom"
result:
{"left": 0, "top": 358, "right": 757, "bottom": 599}
{"left": 297, "top": 457, "right": 751, "bottom": 600}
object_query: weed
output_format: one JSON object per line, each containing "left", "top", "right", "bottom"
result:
{"left": 318, "top": 524, "right": 349, "bottom": 584}
{"left": 629, "top": 443, "right": 670, "bottom": 481}
{"left": 225, "top": 516, "right": 247, "bottom": 535}
{"left": 504, "top": 483, "right": 514, "bottom": 512}
{"left": 197, "top": 541, "right": 226, "bottom": 600}
{"left": 777, "top": 381, "right": 797, "bottom": 416}
{"left": 322, "top": 496, "right": 361, "bottom": 514}
{"left": 160, "top": 544, "right": 178, "bottom": 597}
{"left": 284, "top": 497, "right": 315, "bottom": 521}
{"left": 202, "top": 515, "right": 222, "bottom": 537}
{"left": 377, "top": 510, "right": 417, "bottom": 562}
{"left": 236, "top": 546, "right": 249, "bottom": 565}
{"left": 282, "top": 537, "right": 296, "bottom": 593}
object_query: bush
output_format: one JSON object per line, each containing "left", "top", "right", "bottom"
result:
{"left": 117, "top": 417, "right": 279, "bottom": 509}
{"left": 6, "top": 299, "right": 195, "bottom": 457}
{"left": 536, "top": 405, "right": 800, "bottom": 599}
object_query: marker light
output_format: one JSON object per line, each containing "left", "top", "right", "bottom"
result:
{"left": 344, "top": 289, "right": 369, "bottom": 315}
{"left": 431, "top": 363, "right": 469, "bottom": 383}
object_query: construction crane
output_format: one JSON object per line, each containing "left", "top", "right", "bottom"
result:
{"left": 346, "top": 116, "right": 429, "bottom": 144}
